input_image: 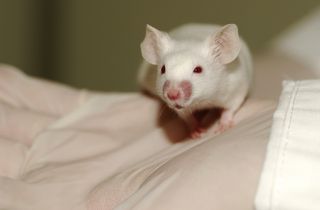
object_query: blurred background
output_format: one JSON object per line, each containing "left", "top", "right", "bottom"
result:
{"left": 0, "top": 0, "right": 319, "bottom": 91}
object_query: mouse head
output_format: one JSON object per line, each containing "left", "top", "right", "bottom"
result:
{"left": 140, "top": 24, "right": 241, "bottom": 111}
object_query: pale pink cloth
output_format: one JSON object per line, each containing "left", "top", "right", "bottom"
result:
{"left": 0, "top": 64, "right": 275, "bottom": 210}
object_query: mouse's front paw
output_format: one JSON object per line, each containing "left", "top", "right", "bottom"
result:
{"left": 210, "top": 109, "right": 235, "bottom": 135}
{"left": 190, "top": 126, "right": 207, "bottom": 139}
{"left": 211, "top": 119, "right": 234, "bottom": 134}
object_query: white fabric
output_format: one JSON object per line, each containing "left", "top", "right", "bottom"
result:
{"left": 255, "top": 80, "right": 320, "bottom": 210}
{"left": 272, "top": 7, "right": 320, "bottom": 74}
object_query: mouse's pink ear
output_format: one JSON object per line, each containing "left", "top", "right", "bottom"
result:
{"left": 140, "top": 25, "right": 172, "bottom": 65}
{"left": 206, "top": 24, "right": 241, "bottom": 65}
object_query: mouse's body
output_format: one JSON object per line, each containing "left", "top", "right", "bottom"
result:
{"left": 138, "top": 23, "right": 252, "bottom": 138}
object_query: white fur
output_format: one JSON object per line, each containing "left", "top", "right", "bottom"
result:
{"left": 139, "top": 23, "right": 252, "bottom": 122}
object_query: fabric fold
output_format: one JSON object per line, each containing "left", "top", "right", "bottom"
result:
{"left": 256, "top": 80, "right": 320, "bottom": 210}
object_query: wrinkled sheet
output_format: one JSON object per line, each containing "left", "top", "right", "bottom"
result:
{"left": 0, "top": 64, "right": 276, "bottom": 210}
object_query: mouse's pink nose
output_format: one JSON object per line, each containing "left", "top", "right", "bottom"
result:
{"left": 167, "top": 89, "right": 180, "bottom": 101}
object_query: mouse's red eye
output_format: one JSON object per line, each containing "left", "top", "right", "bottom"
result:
{"left": 193, "top": 66, "right": 203, "bottom": 74}
{"left": 161, "top": 65, "right": 166, "bottom": 74}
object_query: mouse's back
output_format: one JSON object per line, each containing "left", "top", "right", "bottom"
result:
{"left": 168, "top": 23, "right": 221, "bottom": 41}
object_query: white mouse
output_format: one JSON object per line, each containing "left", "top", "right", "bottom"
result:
{"left": 138, "top": 23, "right": 252, "bottom": 138}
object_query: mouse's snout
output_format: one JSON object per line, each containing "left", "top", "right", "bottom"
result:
{"left": 167, "top": 89, "right": 180, "bottom": 101}
{"left": 163, "top": 80, "right": 192, "bottom": 103}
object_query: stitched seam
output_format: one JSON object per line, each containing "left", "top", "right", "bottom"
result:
{"left": 269, "top": 81, "right": 300, "bottom": 210}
